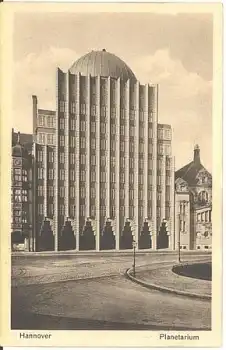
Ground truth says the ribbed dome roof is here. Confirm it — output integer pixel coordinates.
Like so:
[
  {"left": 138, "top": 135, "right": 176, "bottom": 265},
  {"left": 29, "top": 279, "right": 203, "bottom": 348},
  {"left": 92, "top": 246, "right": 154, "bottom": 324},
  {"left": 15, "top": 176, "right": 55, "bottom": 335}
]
[
  {"left": 12, "top": 132, "right": 29, "bottom": 158},
  {"left": 70, "top": 49, "right": 136, "bottom": 81},
  {"left": 12, "top": 144, "right": 27, "bottom": 158}
]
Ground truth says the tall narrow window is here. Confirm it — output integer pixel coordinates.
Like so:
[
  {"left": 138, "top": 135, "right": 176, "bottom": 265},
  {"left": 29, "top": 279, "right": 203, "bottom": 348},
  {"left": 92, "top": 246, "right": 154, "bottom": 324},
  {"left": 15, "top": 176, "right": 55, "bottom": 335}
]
[
  {"left": 91, "top": 139, "right": 96, "bottom": 150},
  {"left": 59, "top": 118, "right": 65, "bottom": 129},
  {"left": 71, "top": 102, "right": 76, "bottom": 114},
  {"left": 70, "top": 118, "right": 75, "bottom": 130},
  {"left": 100, "top": 122, "right": 106, "bottom": 134},
  {"left": 49, "top": 151, "right": 54, "bottom": 163},
  {"left": 80, "top": 137, "right": 86, "bottom": 149},
  {"left": 49, "top": 169, "right": 54, "bottom": 180},
  {"left": 59, "top": 135, "right": 65, "bottom": 147},
  {"left": 101, "top": 155, "right": 106, "bottom": 167},
  {"left": 14, "top": 169, "right": 21, "bottom": 181},
  {"left": 59, "top": 204, "right": 65, "bottom": 215},
  {"left": 38, "top": 133, "right": 45, "bottom": 144},
  {"left": 70, "top": 170, "right": 75, "bottom": 181},
  {"left": 70, "top": 136, "right": 75, "bottom": 148},
  {"left": 80, "top": 170, "right": 86, "bottom": 182},
  {"left": 22, "top": 169, "right": 27, "bottom": 182},
  {"left": 91, "top": 155, "right": 96, "bottom": 166},
  {"left": 70, "top": 153, "right": 75, "bottom": 165},
  {"left": 39, "top": 115, "right": 45, "bottom": 126},
  {"left": 37, "top": 150, "right": 43, "bottom": 162},
  {"left": 80, "top": 154, "right": 86, "bottom": 165},
  {"left": 47, "top": 116, "right": 54, "bottom": 127},
  {"left": 80, "top": 120, "right": 86, "bottom": 132},
  {"left": 38, "top": 168, "right": 44, "bottom": 179},
  {"left": 59, "top": 187, "right": 65, "bottom": 198},
  {"left": 22, "top": 189, "right": 28, "bottom": 202},
  {"left": 47, "top": 134, "right": 54, "bottom": 145},
  {"left": 59, "top": 153, "right": 64, "bottom": 163},
  {"left": 91, "top": 121, "right": 96, "bottom": 132},
  {"left": 48, "top": 186, "right": 54, "bottom": 197},
  {"left": 60, "top": 169, "right": 65, "bottom": 181}
]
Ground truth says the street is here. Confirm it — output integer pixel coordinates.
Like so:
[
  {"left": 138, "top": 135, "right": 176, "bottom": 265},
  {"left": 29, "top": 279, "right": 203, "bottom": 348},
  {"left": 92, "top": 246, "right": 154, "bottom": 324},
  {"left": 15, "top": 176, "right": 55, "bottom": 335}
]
[{"left": 11, "top": 251, "right": 211, "bottom": 330}]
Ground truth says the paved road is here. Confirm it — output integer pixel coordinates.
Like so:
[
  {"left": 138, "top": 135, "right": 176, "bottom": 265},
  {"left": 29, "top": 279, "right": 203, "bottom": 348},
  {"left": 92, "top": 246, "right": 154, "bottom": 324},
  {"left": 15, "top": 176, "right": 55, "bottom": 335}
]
[{"left": 11, "top": 251, "right": 211, "bottom": 330}]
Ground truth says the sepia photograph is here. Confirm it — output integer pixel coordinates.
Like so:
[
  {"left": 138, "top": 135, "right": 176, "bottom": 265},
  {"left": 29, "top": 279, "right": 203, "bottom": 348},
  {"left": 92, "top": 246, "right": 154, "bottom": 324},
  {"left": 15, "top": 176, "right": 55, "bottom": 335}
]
[{"left": 0, "top": 2, "right": 222, "bottom": 348}]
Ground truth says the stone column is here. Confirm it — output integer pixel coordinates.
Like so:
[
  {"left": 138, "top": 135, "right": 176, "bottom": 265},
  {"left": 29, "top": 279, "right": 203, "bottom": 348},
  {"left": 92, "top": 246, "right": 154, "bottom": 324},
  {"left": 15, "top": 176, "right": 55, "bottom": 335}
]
[
  {"left": 95, "top": 75, "right": 101, "bottom": 251},
  {"left": 115, "top": 78, "right": 121, "bottom": 250},
  {"left": 75, "top": 73, "right": 81, "bottom": 250},
  {"left": 134, "top": 81, "right": 140, "bottom": 243},
  {"left": 151, "top": 85, "right": 158, "bottom": 249}
]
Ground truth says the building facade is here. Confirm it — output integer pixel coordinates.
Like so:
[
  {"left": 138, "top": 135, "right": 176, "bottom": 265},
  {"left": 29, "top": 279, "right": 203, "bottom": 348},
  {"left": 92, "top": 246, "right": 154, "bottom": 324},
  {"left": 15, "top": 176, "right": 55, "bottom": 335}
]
[
  {"left": 175, "top": 145, "right": 212, "bottom": 251},
  {"left": 11, "top": 50, "right": 177, "bottom": 251},
  {"left": 28, "top": 49, "right": 174, "bottom": 251},
  {"left": 11, "top": 132, "right": 33, "bottom": 251}
]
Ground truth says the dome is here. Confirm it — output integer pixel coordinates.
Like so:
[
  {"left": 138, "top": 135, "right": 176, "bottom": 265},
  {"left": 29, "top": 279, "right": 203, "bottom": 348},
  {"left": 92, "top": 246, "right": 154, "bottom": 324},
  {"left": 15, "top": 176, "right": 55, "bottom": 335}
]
[
  {"left": 70, "top": 49, "right": 136, "bottom": 81},
  {"left": 12, "top": 144, "right": 27, "bottom": 158},
  {"left": 12, "top": 132, "right": 28, "bottom": 158}
]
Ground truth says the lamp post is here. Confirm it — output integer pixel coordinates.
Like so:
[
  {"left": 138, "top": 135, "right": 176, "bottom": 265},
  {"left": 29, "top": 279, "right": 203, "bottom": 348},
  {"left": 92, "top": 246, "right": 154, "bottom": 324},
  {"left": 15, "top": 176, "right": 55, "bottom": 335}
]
[
  {"left": 178, "top": 217, "right": 181, "bottom": 263},
  {"left": 178, "top": 200, "right": 186, "bottom": 263},
  {"left": 132, "top": 239, "right": 137, "bottom": 277}
]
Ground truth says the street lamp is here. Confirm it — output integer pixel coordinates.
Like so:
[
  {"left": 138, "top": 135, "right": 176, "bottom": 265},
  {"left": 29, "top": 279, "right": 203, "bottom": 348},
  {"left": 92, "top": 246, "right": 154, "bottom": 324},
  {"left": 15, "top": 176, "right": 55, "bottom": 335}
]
[
  {"left": 178, "top": 200, "right": 187, "bottom": 263},
  {"left": 178, "top": 214, "right": 181, "bottom": 263},
  {"left": 132, "top": 239, "right": 137, "bottom": 277}
]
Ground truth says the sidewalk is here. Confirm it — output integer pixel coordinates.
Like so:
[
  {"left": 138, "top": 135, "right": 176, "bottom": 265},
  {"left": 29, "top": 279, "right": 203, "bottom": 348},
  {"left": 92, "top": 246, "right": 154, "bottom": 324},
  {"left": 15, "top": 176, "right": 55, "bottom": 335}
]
[{"left": 126, "top": 260, "right": 211, "bottom": 300}]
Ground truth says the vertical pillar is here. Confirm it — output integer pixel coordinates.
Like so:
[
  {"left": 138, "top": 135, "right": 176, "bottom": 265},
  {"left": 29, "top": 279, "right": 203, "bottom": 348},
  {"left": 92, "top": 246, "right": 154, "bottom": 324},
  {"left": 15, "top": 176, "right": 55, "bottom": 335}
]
[
  {"left": 32, "top": 142, "right": 37, "bottom": 251},
  {"left": 54, "top": 69, "right": 61, "bottom": 251},
  {"left": 106, "top": 77, "right": 111, "bottom": 218},
  {"left": 134, "top": 81, "right": 140, "bottom": 243},
  {"left": 96, "top": 76, "right": 101, "bottom": 251},
  {"left": 75, "top": 73, "right": 81, "bottom": 250},
  {"left": 144, "top": 84, "right": 149, "bottom": 219},
  {"left": 43, "top": 145, "right": 48, "bottom": 218},
  {"left": 86, "top": 75, "right": 91, "bottom": 218},
  {"left": 125, "top": 79, "right": 130, "bottom": 219},
  {"left": 115, "top": 78, "right": 121, "bottom": 250},
  {"left": 65, "top": 71, "right": 70, "bottom": 219},
  {"left": 151, "top": 84, "right": 158, "bottom": 249}
]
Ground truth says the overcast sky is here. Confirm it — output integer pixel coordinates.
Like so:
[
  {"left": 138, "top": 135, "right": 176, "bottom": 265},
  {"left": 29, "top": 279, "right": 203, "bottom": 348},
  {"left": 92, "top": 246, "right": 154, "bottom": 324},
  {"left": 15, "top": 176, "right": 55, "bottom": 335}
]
[{"left": 12, "top": 12, "right": 213, "bottom": 172}]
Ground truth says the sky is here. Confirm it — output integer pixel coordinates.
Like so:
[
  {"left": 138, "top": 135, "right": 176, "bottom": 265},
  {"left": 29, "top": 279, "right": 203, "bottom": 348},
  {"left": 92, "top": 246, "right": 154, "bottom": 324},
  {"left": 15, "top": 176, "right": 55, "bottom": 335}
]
[{"left": 12, "top": 12, "right": 213, "bottom": 172}]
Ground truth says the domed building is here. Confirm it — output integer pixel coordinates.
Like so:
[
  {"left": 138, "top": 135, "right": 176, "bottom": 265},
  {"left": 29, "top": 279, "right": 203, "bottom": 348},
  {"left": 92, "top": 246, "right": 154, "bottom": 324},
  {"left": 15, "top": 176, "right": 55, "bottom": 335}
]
[
  {"left": 29, "top": 49, "right": 175, "bottom": 251},
  {"left": 69, "top": 49, "right": 137, "bottom": 81}
]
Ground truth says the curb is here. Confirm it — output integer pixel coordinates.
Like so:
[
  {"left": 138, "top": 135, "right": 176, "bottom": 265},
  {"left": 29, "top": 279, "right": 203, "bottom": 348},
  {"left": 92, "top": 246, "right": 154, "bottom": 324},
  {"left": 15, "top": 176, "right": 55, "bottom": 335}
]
[
  {"left": 12, "top": 250, "right": 212, "bottom": 257},
  {"left": 125, "top": 267, "right": 211, "bottom": 301}
]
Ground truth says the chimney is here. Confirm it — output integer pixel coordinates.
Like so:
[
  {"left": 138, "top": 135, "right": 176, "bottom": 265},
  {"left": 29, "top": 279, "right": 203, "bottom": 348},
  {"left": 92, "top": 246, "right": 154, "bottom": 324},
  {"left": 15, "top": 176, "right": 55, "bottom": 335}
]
[
  {"left": 32, "top": 95, "right": 38, "bottom": 142},
  {"left": 194, "top": 144, "right": 200, "bottom": 164}
]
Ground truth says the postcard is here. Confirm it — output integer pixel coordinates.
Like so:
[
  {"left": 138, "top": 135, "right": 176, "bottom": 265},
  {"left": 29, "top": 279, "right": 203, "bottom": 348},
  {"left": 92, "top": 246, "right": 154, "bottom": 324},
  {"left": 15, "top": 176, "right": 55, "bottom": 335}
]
[{"left": 0, "top": 2, "right": 223, "bottom": 347}]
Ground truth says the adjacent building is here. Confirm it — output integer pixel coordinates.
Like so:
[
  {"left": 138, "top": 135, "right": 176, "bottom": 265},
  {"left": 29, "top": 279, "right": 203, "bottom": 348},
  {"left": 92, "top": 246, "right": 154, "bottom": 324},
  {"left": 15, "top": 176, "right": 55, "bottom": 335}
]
[{"left": 175, "top": 145, "right": 212, "bottom": 250}]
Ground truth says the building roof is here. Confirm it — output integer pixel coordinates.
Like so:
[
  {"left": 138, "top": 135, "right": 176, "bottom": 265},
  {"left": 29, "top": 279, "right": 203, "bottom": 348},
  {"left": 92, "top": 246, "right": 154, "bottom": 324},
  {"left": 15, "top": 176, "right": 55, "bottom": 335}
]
[
  {"left": 38, "top": 109, "right": 56, "bottom": 116},
  {"left": 175, "top": 145, "right": 211, "bottom": 186},
  {"left": 12, "top": 130, "right": 33, "bottom": 154},
  {"left": 70, "top": 49, "right": 136, "bottom": 81}
]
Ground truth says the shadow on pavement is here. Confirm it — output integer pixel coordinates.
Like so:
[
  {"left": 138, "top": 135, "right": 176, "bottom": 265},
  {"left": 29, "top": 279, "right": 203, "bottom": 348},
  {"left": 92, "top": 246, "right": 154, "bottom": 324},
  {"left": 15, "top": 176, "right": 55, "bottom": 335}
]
[{"left": 11, "top": 311, "right": 211, "bottom": 331}]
